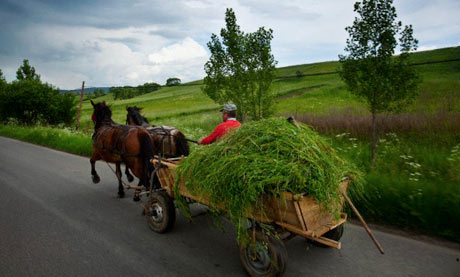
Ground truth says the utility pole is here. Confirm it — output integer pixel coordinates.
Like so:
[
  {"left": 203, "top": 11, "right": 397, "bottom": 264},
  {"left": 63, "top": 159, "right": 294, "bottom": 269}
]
[{"left": 75, "top": 81, "right": 85, "bottom": 131}]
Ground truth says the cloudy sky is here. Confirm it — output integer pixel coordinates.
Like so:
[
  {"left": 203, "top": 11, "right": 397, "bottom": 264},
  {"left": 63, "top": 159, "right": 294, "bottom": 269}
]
[{"left": 0, "top": 0, "right": 458, "bottom": 89}]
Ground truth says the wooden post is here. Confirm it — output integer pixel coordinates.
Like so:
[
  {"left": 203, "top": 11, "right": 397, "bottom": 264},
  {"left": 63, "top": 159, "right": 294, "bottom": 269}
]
[
  {"left": 75, "top": 81, "right": 85, "bottom": 131},
  {"left": 340, "top": 187, "right": 385, "bottom": 254}
]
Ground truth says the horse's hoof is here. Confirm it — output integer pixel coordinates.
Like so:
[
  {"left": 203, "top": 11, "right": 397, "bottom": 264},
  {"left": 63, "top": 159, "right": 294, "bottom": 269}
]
[
  {"left": 92, "top": 175, "right": 100, "bottom": 184},
  {"left": 133, "top": 196, "right": 141, "bottom": 202},
  {"left": 127, "top": 175, "right": 134, "bottom": 183},
  {"left": 118, "top": 191, "right": 125, "bottom": 198}
]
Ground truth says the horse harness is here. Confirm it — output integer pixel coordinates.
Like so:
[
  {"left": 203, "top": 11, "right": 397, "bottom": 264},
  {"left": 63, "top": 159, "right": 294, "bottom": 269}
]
[
  {"left": 92, "top": 124, "right": 142, "bottom": 158},
  {"left": 147, "top": 125, "right": 176, "bottom": 157}
]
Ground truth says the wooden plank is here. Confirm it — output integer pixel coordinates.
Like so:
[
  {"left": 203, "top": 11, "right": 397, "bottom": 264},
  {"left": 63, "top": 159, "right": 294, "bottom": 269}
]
[
  {"left": 340, "top": 186, "right": 385, "bottom": 254},
  {"left": 311, "top": 236, "right": 341, "bottom": 249},
  {"left": 151, "top": 158, "right": 177, "bottom": 169},
  {"left": 275, "top": 221, "right": 341, "bottom": 249},
  {"left": 293, "top": 200, "right": 308, "bottom": 231}
]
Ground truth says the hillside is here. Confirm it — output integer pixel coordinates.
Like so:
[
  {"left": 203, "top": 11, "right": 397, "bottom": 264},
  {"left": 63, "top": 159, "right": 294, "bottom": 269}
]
[
  {"left": 61, "top": 87, "right": 111, "bottom": 94},
  {"left": 77, "top": 46, "right": 460, "bottom": 137}
]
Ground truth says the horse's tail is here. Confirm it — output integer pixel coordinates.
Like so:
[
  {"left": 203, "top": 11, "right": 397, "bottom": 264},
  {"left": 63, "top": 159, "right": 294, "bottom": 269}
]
[
  {"left": 140, "top": 130, "right": 155, "bottom": 188},
  {"left": 174, "top": 131, "right": 190, "bottom": 156}
]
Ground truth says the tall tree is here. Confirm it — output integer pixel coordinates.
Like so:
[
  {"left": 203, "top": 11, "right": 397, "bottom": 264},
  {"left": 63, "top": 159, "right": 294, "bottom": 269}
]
[
  {"left": 16, "top": 59, "right": 40, "bottom": 81},
  {"left": 203, "top": 8, "right": 277, "bottom": 121},
  {"left": 339, "top": 0, "right": 419, "bottom": 167},
  {"left": 0, "top": 69, "right": 5, "bottom": 83}
]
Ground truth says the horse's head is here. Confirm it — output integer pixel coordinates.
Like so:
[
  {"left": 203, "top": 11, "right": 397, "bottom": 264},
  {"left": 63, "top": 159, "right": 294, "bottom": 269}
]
[
  {"left": 126, "top": 106, "right": 149, "bottom": 126},
  {"left": 91, "top": 100, "right": 112, "bottom": 125}
]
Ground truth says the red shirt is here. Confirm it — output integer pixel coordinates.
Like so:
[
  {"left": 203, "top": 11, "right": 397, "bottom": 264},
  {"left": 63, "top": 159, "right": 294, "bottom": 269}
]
[{"left": 200, "top": 119, "right": 241, "bottom": 144}]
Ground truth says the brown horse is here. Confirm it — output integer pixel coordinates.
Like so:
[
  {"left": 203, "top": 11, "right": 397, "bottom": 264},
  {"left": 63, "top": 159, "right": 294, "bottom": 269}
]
[
  {"left": 125, "top": 106, "right": 189, "bottom": 157},
  {"left": 90, "top": 101, "right": 155, "bottom": 200}
]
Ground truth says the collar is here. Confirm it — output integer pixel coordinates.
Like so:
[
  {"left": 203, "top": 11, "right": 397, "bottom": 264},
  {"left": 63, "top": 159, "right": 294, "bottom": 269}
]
[{"left": 227, "top": 117, "right": 237, "bottom": 121}]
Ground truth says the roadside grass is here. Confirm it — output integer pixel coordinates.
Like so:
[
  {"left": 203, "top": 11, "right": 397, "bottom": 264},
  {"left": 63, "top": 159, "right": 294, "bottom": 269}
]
[
  {"left": 0, "top": 124, "right": 92, "bottom": 157},
  {"left": 329, "top": 133, "right": 460, "bottom": 240}
]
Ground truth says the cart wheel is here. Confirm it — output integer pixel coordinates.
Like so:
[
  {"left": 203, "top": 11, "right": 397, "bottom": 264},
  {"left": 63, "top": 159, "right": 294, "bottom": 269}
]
[
  {"left": 311, "top": 224, "right": 344, "bottom": 247},
  {"left": 239, "top": 231, "right": 287, "bottom": 277},
  {"left": 145, "top": 191, "right": 176, "bottom": 233}
]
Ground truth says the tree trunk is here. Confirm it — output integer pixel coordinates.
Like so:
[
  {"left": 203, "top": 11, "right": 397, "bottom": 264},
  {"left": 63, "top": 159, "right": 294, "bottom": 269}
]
[{"left": 370, "top": 111, "right": 377, "bottom": 168}]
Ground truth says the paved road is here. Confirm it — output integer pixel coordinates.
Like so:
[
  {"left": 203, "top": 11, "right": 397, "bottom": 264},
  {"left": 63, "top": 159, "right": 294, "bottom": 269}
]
[{"left": 0, "top": 136, "right": 459, "bottom": 276}]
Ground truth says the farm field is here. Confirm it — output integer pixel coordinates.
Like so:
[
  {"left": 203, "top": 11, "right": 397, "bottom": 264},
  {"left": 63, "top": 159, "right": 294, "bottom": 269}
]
[{"left": 1, "top": 46, "right": 459, "bottom": 242}]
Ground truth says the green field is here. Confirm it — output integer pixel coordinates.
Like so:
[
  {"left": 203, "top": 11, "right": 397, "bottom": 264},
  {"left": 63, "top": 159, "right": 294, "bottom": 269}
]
[{"left": 1, "top": 46, "right": 459, "bottom": 242}]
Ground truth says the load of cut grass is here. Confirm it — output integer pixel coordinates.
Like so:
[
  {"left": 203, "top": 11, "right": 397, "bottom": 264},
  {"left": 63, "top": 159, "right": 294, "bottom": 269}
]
[{"left": 175, "top": 117, "right": 362, "bottom": 241}]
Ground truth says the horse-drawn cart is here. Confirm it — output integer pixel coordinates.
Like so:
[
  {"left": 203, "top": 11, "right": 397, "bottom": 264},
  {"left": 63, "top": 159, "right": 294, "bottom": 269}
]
[{"left": 141, "top": 156, "right": 357, "bottom": 276}]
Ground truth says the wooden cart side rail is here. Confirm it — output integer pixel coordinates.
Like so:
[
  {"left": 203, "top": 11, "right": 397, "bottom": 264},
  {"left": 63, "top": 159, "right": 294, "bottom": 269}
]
[{"left": 275, "top": 221, "right": 342, "bottom": 249}]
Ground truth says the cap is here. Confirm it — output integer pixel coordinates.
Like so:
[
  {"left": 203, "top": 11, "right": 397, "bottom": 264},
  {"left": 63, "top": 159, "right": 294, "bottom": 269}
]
[{"left": 220, "top": 103, "right": 237, "bottom": 112}]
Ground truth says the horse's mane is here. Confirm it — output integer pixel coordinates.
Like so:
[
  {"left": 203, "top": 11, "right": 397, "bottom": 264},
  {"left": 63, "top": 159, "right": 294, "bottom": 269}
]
[
  {"left": 128, "top": 106, "right": 149, "bottom": 125},
  {"left": 95, "top": 102, "right": 112, "bottom": 122}
]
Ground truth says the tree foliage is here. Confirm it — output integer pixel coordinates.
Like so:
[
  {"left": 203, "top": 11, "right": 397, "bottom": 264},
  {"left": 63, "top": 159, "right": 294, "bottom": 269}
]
[
  {"left": 16, "top": 59, "right": 40, "bottom": 81},
  {"left": 110, "top": 82, "right": 160, "bottom": 100},
  {"left": 0, "top": 79, "right": 76, "bottom": 124},
  {"left": 339, "top": 0, "right": 419, "bottom": 166},
  {"left": 203, "top": 8, "right": 277, "bottom": 121},
  {"left": 166, "top": 77, "right": 181, "bottom": 86},
  {"left": 0, "top": 63, "right": 76, "bottom": 125},
  {"left": 0, "top": 69, "right": 5, "bottom": 83}
]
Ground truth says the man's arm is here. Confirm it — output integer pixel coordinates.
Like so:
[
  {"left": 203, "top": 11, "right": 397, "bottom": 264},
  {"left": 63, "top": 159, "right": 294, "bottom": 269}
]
[{"left": 199, "top": 124, "right": 224, "bottom": 145}]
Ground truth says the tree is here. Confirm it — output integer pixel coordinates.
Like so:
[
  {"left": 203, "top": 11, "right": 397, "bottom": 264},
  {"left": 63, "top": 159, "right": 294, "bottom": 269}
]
[
  {"left": 203, "top": 8, "right": 277, "bottom": 121},
  {"left": 137, "top": 82, "right": 161, "bottom": 94},
  {"left": 0, "top": 62, "right": 76, "bottom": 124},
  {"left": 16, "top": 59, "right": 40, "bottom": 81},
  {"left": 166, "top": 78, "right": 181, "bottom": 86},
  {"left": 0, "top": 69, "right": 5, "bottom": 84},
  {"left": 1, "top": 79, "right": 76, "bottom": 124},
  {"left": 93, "top": 88, "right": 105, "bottom": 98},
  {"left": 339, "top": 0, "right": 419, "bottom": 167}
]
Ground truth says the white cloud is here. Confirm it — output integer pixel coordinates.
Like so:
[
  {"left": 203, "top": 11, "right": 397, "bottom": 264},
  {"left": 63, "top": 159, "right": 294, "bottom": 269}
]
[
  {"left": 148, "top": 37, "right": 208, "bottom": 64},
  {"left": 6, "top": 25, "right": 208, "bottom": 89},
  {"left": 1, "top": 0, "right": 458, "bottom": 89}
]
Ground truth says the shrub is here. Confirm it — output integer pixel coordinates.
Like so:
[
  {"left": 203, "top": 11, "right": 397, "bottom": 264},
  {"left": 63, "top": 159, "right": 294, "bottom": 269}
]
[{"left": 0, "top": 79, "right": 76, "bottom": 125}]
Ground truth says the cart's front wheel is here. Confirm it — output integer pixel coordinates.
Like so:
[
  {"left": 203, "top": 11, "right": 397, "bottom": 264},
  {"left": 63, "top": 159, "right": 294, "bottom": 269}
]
[
  {"left": 239, "top": 231, "right": 287, "bottom": 277},
  {"left": 145, "top": 191, "right": 176, "bottom": 233}
]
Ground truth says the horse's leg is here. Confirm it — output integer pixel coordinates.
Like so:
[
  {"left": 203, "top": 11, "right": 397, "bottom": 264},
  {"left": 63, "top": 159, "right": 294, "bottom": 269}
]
[
  {"left": 125, "top": 165, "right": 134, "bottom": 182},
  {"left": 90, "top": 153, "right": 101, "bottom": 184},
  {"left": 116, "top": 162, "right": 125, "bottom": 198}
]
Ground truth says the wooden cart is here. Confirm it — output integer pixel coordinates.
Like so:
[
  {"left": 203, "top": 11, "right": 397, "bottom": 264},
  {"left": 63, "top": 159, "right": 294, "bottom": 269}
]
[{"left": 140, "top": 156, "right": 353, "bottom": 276}]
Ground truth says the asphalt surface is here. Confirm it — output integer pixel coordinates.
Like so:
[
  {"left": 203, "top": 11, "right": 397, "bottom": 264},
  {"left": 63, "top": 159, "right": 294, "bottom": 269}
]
[{"left": 0, "top": 136, "right": 459, "bottom": 277}]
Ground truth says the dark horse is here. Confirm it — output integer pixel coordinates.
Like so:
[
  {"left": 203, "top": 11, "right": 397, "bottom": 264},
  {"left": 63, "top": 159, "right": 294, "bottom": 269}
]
[
  {"left": 125, "top": 106, "right": 189, "bottom": 157},
  {"left": 90, "top": 101, "right": 155, "bottom": 200}
]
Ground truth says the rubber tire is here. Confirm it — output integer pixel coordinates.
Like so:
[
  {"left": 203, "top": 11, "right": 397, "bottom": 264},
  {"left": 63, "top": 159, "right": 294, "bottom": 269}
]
[
  {"left": 239, "top": 231, "right": 288, "bottom": 277},
  {"left": 311, "top": 224, "right": 344, "bottom": 248},
  {"left": 146, "top": 191, "right": 176, "bottom": 233}
]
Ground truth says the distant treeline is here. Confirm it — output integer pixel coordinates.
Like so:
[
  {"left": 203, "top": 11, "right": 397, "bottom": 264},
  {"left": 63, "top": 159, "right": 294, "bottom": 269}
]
[{"left": 110, "top": 82, "right": 161, "bottom": 100}]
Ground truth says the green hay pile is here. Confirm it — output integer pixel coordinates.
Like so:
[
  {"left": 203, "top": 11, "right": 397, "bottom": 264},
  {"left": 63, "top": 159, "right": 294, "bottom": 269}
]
[{"left": 175, "top": 117, "right": 361, "bottom": 241}]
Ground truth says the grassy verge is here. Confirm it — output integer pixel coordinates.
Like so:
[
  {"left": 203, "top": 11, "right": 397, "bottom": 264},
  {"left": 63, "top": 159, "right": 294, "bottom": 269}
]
[
  {"left": 0, "top": 124, "right": 92, "bottom": 157},
  {"left": 329, "top": 132, "right": 460, "bottom": 241}
]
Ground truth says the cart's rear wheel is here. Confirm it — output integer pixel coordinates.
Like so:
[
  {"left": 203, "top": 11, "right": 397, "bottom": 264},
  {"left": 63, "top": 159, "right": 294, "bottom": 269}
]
[
  {"left": 239, "top": 231, "right": 287, "bottom": 277},
  {"left": 145, "top": 191, "right": 176, "bottom": 233},
  {"left": 311, "top": 224, "right": 344, "bottom": 247}
]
